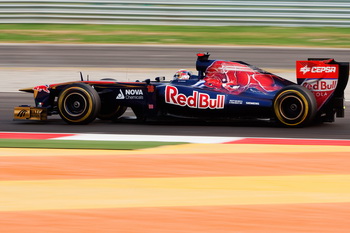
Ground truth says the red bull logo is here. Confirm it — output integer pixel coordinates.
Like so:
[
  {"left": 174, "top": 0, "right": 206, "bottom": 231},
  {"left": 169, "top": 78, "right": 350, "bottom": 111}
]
[
  {"left": 302, "top": 80, "right": 337, "bottom": 91},
  {"left": 165, "top": 86, "right": 225, "bottom": 109},
  {"left": 302, "top": 79, "right": 338, "bottom": 109},
  {"left": 33, "top": 85, "right": 50, "bottom": 93}
]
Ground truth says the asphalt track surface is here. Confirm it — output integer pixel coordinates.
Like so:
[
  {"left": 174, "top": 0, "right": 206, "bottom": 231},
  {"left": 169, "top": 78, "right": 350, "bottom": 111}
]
[
  {"left": 3, "top": 90, "right": 350, "bottom": 139},
  {"left": 1, "top": 44, "right": 350, "bottom": 139},
  {"left": 1, "top": 44, "right": 350, "bottom": 69}
]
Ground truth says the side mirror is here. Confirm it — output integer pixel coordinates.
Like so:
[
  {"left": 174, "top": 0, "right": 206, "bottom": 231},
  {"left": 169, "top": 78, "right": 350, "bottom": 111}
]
[{"left": 155, "top": 76, "right": 165, "bottom": 82}]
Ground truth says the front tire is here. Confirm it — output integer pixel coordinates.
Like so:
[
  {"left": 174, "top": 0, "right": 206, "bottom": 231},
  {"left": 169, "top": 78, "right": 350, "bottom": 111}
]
[
  {"left": 273, "top": 85, "right": 317, "bottom": 127},
  {"left": 58, "top": 83, "right": 101, "bottom": 124}
]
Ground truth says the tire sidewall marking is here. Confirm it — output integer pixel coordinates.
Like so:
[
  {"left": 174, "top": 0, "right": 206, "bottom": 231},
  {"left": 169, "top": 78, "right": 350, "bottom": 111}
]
[
  {"left": 58, "top": 87, "right": 94, "bottom": 123},
  {"left": 274, "top": 89, "right": 309, "bottom": 126}
]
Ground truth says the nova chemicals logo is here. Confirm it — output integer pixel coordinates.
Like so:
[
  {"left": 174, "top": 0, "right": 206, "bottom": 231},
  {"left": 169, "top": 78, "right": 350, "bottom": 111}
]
[
  {"left": 116, "top": 89, "right": 144, "bottom": 100},
  {"left": 125, "top": 89, "right": 143, "bottom": 96},
  {"left": 116, "top": 90, "right": 125, "bottom": 99}
]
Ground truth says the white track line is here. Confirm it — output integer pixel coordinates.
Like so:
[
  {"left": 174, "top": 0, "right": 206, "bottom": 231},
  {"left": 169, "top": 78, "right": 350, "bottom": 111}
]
[{"left": 51, "top": 134, "right": 244, "bottom": 144}]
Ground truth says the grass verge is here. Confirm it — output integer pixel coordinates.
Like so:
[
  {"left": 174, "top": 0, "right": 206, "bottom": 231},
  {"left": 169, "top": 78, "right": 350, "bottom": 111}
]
[
  {"left": 1, "top": 24, "right": 350, "bottom": 47},
  {"left": 0, "top": 139, "right": 186, "bottom": 150}
]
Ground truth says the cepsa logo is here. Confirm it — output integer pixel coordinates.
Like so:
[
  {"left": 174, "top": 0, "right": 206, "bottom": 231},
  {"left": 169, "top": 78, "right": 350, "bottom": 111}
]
[
  {"left": 165, "top": 86, "right": 225, "bottom": 109},
  {"left": 297, "top": 61, "right": 338, "bottom": 79},
  {"left": 299, "top": 65, "right": 337, "bottom": 75}
]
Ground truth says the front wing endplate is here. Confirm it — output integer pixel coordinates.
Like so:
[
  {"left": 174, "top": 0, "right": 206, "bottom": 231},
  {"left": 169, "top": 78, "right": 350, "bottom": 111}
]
[{"left": 14, "top": 106, "right": 47, "bottom": 121}]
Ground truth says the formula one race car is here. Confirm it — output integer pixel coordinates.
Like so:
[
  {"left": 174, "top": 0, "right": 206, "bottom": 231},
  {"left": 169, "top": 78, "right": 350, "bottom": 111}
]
[{"left": 14, "top": 53, "right": 349, "bottom": 127}]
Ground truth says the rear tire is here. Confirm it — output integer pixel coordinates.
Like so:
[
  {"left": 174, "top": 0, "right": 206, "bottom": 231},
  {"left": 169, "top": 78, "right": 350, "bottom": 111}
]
[
  {"left": 273, "top": 85, "right": 317, "bottom": 127},
  {"left": 98, "top": 104, "right": 127, "bottom": 121},
  {"left": 58, "top": 83, "right": 101, "bottom": 124}
]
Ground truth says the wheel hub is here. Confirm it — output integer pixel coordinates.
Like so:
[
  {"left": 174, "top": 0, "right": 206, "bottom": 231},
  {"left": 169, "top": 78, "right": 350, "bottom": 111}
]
[
  {"left": 279, "top": 95, "right": 304, "bottom": 121},
  {"left": 64, "top": 93, "right": 87, "bottom": 117},
  {"left": 73, "top": 101, "right": 81, "bottom": 109},
  {"left": 290, "top": 103, "right": 298, "bottom": 111}
]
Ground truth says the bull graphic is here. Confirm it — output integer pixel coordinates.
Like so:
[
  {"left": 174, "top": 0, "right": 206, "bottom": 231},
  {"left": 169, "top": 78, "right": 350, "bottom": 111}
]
[
  {"left": 33, "top": 85, "right": 50, "bottom": 93},
  {"left": 203, "top": 61, "right": 281, "bottom": 95}
]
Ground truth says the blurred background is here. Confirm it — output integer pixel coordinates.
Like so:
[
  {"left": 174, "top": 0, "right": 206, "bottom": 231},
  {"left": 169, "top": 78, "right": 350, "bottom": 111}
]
[
  {"left": 2, "top": 2, "right": 350, "bottom": 233},
  {"left": 1, "top": 0, "right": 350, "bottom": 91},
  {"left": 1, "top": 0, "right": 350, "bottom": 45},
  {"left": 1, "top": 0, "right": 350, "bottom": 27}
]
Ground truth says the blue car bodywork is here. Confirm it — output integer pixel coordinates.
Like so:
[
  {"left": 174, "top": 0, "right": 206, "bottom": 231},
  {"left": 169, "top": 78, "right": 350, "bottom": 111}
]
[{"left": 14, "top": 53, "right": 349, "bottom": 127}]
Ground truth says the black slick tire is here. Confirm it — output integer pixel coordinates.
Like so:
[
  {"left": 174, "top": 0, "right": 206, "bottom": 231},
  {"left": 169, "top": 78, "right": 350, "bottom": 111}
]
[
  {"left": 98, "top": 105, "right": 127, "bottom": 121},
  {"left": 273, "top": 85, "right": 317, "bottom": 127},
  {"left": 58, "top": 83, "right": 101, "bottom": 124}
]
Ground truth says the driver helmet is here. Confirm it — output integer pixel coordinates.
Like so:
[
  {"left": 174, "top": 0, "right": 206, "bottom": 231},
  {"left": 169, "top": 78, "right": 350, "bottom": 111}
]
[{"left": 173, "top": 69, "right": 192, "bottom": 80}]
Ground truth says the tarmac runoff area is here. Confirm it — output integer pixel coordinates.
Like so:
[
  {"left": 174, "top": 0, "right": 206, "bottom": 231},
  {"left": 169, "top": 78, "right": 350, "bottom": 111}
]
[
  {"left": 1, "top": 67, "right": 178, "bottom": 92},
  {"left": 2, "top": 67, "right": 350, "bottom": 100},
  {"left": 1, "top": 133, "right": 350, "bottom": 232}
]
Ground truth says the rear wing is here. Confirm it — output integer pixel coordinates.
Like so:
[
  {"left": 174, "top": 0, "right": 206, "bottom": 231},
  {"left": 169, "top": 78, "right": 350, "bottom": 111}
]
[{"left": 296, "top": 58, "right": 349, "bottom": 119}]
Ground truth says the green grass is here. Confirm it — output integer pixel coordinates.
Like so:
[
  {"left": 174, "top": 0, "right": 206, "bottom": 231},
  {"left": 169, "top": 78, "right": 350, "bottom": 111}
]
[
  {"left": 1, "top": 24, "right": 350, "bottom": 47},
  {"left": 0, "top": 139, "right": 186, "bottom": 150}
]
